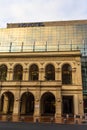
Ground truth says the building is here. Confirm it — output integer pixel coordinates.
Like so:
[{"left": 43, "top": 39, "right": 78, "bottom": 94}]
[{"left": 0, "top": 20, "right": 87, "bottom": 122}]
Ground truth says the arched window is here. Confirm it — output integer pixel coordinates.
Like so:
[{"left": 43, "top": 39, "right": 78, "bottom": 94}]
[
  {"left": 62, "top": 64, "right": 72, "bottom": 84},
  {"left": 45, "top": 64, "right": 55, "bottom": 80},
  {"left": 29, "top": 64, "right": 39, "bottom": 81},
  {"left": 13, "top": 64, "right": 23, "bottom": 81},
  {"left": 0, "top": 64, "right": 7, "bottom": 81}
]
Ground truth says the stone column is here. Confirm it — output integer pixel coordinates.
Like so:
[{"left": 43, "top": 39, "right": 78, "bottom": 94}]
[
  {"left": 13, "top": 99, "right": 20, "bottom": 114},
  {"left": 13, "top": 90, "right": 21, "bottom": 121},
  {"left": 23, "top": 68, "right": 28, "bottom": 81},
  {"left": 78, "top": 93, "right": 84, "bottom": 115},
  {"left": 3, "top": 95, "right": 8, "bottom": 114},
  {"left": 34, "top": 88, "right": 41, "bottom": 122},
  {"left": 55, "top": 68, "right": 61, "bottom": 81},
  {"left": 72, "top": 68, "right": 76, "bottom": 84},
  {"left": 39, "top": 68, "right": 44, "bottom": 80},
  {"left": 13, "top": 99, "right": 20, "bottom": 121},
  {"left": 7, "top": 68, "right": 13, "bottom": 80},
  {"left": 74, "top": 94, "right": 78, "bottom": 115},
  {"left": 1, "top": 94, "right": 8, "bottom": 121},
  {"left": 77, "top": 62, "right": 82, "bottom": 85},
  {"left": 55, "top": 88, "right": 62, "bottom": 123}
]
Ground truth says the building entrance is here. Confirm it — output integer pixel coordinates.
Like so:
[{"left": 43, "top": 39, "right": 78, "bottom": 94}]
[{"left": 62, "top": 96, "right": 74, "bottom": 116}]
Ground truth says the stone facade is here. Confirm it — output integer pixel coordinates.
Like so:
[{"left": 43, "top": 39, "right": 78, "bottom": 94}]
[{"left": 0, "top": 51, "right": 83, "bottom": 122}]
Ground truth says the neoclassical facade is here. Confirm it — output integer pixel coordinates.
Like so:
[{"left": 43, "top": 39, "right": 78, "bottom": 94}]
[{"left": 0, "top": 50, "right": 83, "bottom": 122}]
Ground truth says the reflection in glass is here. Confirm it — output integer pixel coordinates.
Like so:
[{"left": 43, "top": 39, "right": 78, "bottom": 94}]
[
  {"left": 45, "top": 64, "right": 55, "bottom": 80},
  {"left": 0, "top": 64, "right": 7, "bottom": 81},
  {"left": 62, "top": 64, "right": 72, "bottom": 84},
  {"left": 29, "top": 64, "right": 39, "bottom": 81},
  {"left": 13, "top": 64, "right": 23, "bottom": 81}
]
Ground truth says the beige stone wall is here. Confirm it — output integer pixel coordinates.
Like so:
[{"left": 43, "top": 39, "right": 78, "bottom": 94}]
[{"left": 0, "top": 51, "right": 84, "bottom": 121}]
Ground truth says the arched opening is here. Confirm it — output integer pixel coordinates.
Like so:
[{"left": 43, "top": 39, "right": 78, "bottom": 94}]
[
  {"left": 62, "top": 64, "right": 72, "bottom": 84},
  {"left": 13, "top": 64, "right": 23, "bottom": 81},
  {"left": 20, "top": 92, "right": 34, "bottom": 115},
  {"left": 29, "top": 64, "right": 39, "bottom": 81},
  {"left": 0, "top": 92, "right": 14, "bottom": 114},
  {"left": 45, "top": 64, "right": 55, "bottom": 80},
  {"left": 41, "top": 92, "right": 55, "bottom": 116},
  {"left": 0, "top": 64, "right": 7, "bottom": 81}
]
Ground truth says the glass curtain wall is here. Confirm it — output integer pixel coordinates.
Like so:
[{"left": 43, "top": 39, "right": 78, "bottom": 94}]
[{"left": 0, "top": 21, "right": 87, "bottom": 112}]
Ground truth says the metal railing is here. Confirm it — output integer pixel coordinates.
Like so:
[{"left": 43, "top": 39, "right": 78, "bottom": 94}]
[{"left": 0, "top": 42, "right": 87, "bottom": 56}]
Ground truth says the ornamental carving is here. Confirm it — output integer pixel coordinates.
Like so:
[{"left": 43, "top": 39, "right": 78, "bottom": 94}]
[
  {"left": 24, "top": 63, "right": 28, "bottom": 66},
  {"left": 8, "top": 68, "right": 13, "bottom": 72},
  {"left": 56, "top": 68, "right": 61, "bottom": 72},
  {"left": 72, "top": 68, "right": 76, "bottom": 72},
  {"left": 40, "top": 62, "right": 44, "bottom": 65},
  {"left": 9, "top": 63, "right": 13, "bottom": 66},
  {"left": 77, "top": 62, "right": 80, "bottom": 65},
  {"left": 56, "top": 62, "right": 61, "bottom": 65},
  {"left": 39, "top": 68, "right": 44, "bottom": 72},
  {"left": 23, "top": 68, "right": 28, "bottom": 72}
]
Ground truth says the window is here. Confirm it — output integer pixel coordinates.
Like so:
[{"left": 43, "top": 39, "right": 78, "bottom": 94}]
[
  {"left": 29, "top": 64, "right": 39, "bottom": 81},
  {"left": 13, "top": 64, "right": 23, "bottom": 81},
  {"left": 45, "top": 64, "right": 55, "bottom": 80},
  {"left": 0, "top": 64, "right": 7, "bottom": 81},
  {"left": 62, "top": 64, "right": 72, "bottom": 84}
]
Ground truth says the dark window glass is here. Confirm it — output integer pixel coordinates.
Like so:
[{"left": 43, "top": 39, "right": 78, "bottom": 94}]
[
  {"left": 0, "top": 64, "right": 7, "bottom": 81},
  {"left": 13, "top": 64, "right": 23, "bottom": 81},
  {"left": 29, "top": 64, "right": 39, "bottom": 81},
  {"left": 45, "top": 64, "right": 55, "bottom": 80},
  {"left": 62, "top": 64, "right": 72, "bottom": 84}
]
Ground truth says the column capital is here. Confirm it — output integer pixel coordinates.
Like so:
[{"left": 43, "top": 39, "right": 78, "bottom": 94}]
[
  {"left": 56, "top": 98, "right": 61, "bottom": 102},
  {"left": 23, "top": 68, "right": 28, "bottom": 72},
  {"left": 55, "top": 68, "right": 61, "bottom": 72},
  {"left": 8, "top": 68, "right": 13, "bottom": 72},
  {"left": 39, "top": 68, "right": 44, "bottom": 72},
  {"left": 72, "top": 67, "right": 76, "bottom": 72}
]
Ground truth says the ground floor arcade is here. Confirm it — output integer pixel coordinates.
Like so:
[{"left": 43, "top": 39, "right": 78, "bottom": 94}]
[{"left": 0, "top": 88, "right": 83, "bottom": 122}]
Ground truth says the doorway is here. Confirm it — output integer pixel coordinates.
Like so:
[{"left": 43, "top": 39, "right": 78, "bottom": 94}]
[{"left": 62, "top": 96, "right": 74, "bottom": 116}]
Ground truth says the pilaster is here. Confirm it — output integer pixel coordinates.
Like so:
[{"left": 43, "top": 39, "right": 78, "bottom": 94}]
[
  {"left": 23, "top": 68, "right": 28, "bottom": 80},
  {"left": 55, "top": 88, "right": 62, "bottom": 123}
]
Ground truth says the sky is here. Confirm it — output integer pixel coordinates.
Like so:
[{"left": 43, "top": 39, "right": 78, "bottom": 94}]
[{"left": 0, "top": 0, "right": 87, "bottom": 28}]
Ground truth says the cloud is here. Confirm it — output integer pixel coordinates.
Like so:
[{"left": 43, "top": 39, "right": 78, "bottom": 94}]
[{"left": 0, "top": 0, "right": 87, "bottom": 27}]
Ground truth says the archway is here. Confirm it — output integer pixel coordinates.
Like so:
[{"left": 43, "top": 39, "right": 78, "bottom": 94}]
[
  {"left": 20, "top": 92, "right": 34, "bottom": 115},
  {"left": 0, "top": 92, "right": 14, "bottom": 114},
  {"left": 41, "top": 92, "right": 55, "bottom": 116}
]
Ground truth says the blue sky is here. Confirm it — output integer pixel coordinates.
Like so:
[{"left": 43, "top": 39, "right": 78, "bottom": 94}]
[{"left": 0, "top": 0, "right": 87, "bottom": 27}]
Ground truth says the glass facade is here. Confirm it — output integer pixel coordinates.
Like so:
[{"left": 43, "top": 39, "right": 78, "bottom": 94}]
[
  {"left": 0, "top": 22, "right": 87, "bottom": 54},
  {"left": 0, "top": 20, "right": 87, "bottom": 112}
]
